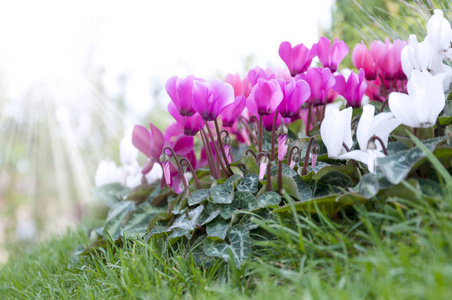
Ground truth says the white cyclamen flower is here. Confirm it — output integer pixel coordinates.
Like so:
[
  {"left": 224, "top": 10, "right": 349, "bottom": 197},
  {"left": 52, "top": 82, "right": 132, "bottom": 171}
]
[
  {"left": 426, "top": 9, "right": 452, "bottom": 51},
  {"left": 389, "top": 69, "right": 446, "bottom": 128},
  {"left": 401, "top": 34, "right": 437, "bottom": 78},
  {"left": 320, "top": 106, "right": 353, "bottom": 158},
  {"left": 339, "top": 105, "right": 401, "bottom": 174}
]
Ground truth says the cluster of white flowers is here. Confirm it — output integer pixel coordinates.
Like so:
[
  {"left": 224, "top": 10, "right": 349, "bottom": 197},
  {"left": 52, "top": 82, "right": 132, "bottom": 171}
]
[
  {"left": 389, "top": 9, "right": 452, "bottom": 128},
  {"left": 94, "top": 131, "right": 162, "bottom": 188},
  {"left": 321, "top": 9, "right": 450, "bottom": 174}
]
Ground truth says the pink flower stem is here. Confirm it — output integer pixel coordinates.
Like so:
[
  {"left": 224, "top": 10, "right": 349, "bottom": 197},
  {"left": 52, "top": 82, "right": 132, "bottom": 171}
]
[
  {"left": 246, "top": 149, "right": 257, "bottom": 158},
  {"left": 320, "top": 103, "right": 327, "bottom": 127},
  {"left": 267, "top": 156, "right": 272, "bottom": 192},
  {"left": 369, "top": 135, "right": 389, "bottom": 156},
  {"left": 278, "top": 160, "right": 282, "bottom": 195},
  {"left": 163, "top": 146, "right": 189, "bottom": 194},
  {"left": 205, "top": 120, "right": 230, "bottom": 178},
  {"left": 200, "top": 128, "right": 218, "bottom": 179},
  {"left": 306, "top": 102, "right": 312, "bottom": 136},
  {"left": 379, "top": 74, "right": 389, "bottom": 113},
  {"left": 301, "top": 137, "right": 318, "bottom": 176},
  {"left": 258, "top": 115, "right": 264, "bottom": 153},
  {"left": 220, "top": 130, "right": 233, "bottom": 161},
  {"left": 214, "top": 119, "right": 233, "bottom": 176},
  {"left": 270, "top": 110, "right": 279, "bottom": 161},
  {"left": 179, "top": 157, "right": 201, "bottom": 190},
  {"left": 393, "top": 79, "right": 399, "bottom": 92}
]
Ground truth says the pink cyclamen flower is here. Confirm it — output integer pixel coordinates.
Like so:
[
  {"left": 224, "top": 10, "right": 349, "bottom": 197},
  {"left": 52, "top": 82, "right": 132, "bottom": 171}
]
[
  {"left": 262, "top": 110, "right": 282, "bottom": 131},
  {"left": 225, "top": 73, "right": 252, "bottom": 98},
  {"left": 166, "top": 75, "right": 203, "bottom": 116},
  {"left": 317, "top": 37, "right": 349, "bottom": 73},
  {"left": 220, "top": 95, "right": 247, "bottom": 127},
  {"left": 352, "top": 41, "right": 377, "bottom": 80},
  {"left": 162, "top": 160, "right": 171, "bottom": 185},
  {"left": 279, "top": 41, "right": 317, "bottom": 76},
  {"left": 258, "top": 156, "right": 269, "bottom": 180},
  {"left": 277, "top": 79, "right": 311, "bottom": 118},
  {"left": 334, "top": 69, "right": 368, "bottom": 108},
  {"left": 247, "top": 67, "right": 276, "bottom": 86},
  {"left": 377, "top": 38, "right": 408, "bottom": 80},
  {"left": 246, "top": 78, "right": 284, "bottom": 116},
  {"left": 132, "top": 122, "right": 164, "bottom": 165},
  {"left": 168, "top": 102, "right": 205, "bottom": 136},
  {"left": 192, "top": 78, "right": 235, "bottom": 121},
  {"left": 278, "top": 134, "right": 287, "bottom": 161},
  {"left": 300, "top": 67, "right": 336, "bottom": 105}
]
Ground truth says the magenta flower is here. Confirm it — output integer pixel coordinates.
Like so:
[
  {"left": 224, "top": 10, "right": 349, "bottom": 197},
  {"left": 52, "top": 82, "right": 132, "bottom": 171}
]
[
  {"left": 132, "top": 122, "right": 164, "bottom": 164},
  {"left": 262, "top": 110, "right": 282, "bottom": 131},
  {"left": 220, "top": 95, "right": 246, "bottom": 127},
  {"left": 168, "top": 102, "right": 205, "bottom": 136},
  {"left": 166, "top": 75, "right": 203, "bottom": 116},
  {"left": 301, "top": 67, "right": 336, "bottom": 105},
  {"left": 334, "top": 69, "right": 368, "bottom": 108},
  {"left": 374, "top": 38, "right": 407, "bottom": 80},
  {"left": 192, "top": 78, "right": 235, "bottom": 121},
  {"left": 317, "top": 37, "right": 349, "bottom": 72},
  {"left": 246, "top": 78, "right": 283, "bottom": 116},
  {"left": 277, "top": 79, "right": 311, "bottom": 118},
  {"left": 248, "top": 67, "right": 276, "bottom": 86},
  {"left": 279, "top": 41, "right": 317, "bottom": 76},
  {"left": 278, "top": 134, "right": 287, "bottom": 161},
  {"left": 352, "top": 41, "right": 377, "bottom": 80},
  {"left": 225, "top": 73, "right": 251, "bottom": 97}
]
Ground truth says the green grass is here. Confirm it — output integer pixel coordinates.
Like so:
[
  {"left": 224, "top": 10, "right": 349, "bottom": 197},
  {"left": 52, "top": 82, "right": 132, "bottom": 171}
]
[{"left": 2, "top": 190, "right": 452, "bottom": 299}]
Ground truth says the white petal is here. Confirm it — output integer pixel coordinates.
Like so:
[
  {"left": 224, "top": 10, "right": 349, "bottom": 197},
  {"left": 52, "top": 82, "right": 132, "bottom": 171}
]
[
  {"left": 427, "top": 9, "right": 452, "bottom": 50},
  {"left": 341, "top": 107, "right": 353, "bottom": 151},
  {"left": 356, "top": 104, "right": 374, "bottom": 150},
  {"left": 388, "top": 92, "right": 420, "bottom": 128}
]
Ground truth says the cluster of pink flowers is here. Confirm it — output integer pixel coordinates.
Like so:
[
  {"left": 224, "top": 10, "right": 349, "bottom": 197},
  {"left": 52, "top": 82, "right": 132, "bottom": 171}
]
[{"left": 126, "top": 13, "right": 449, "bottom": 191}]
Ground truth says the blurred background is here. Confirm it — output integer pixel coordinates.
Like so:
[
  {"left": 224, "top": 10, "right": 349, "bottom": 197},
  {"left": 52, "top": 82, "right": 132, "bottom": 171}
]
[{"left": 0, "top": 0, "right": 426, "bottom": 263}]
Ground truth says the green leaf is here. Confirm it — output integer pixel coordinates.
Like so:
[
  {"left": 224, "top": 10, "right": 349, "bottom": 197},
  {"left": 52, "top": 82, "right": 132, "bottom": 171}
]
[
  {"left": 312, "top": 164, "right": 356, "bottom": 181},
  {"left": 356, "top": 173, "right": 380, "bottom": 199},
  {"left": 377, "top": 136, "right": 447, "bottom": 185},
  {"left": 188, "top": 189, "right": 211, "bottom": 206},
  {"left": 103, "top": 201, "right": 136, "bottom": 239},
  {"left": 292, "top": 175, "right": 313, "bottom": 201},
  {"left": 169, "top": 205, "right": 204, "bottom": 231},
  {"left": 231, "top": 155, "right": 259, "bottom": 175},
  {"left": 270, "top": 164, "right": 297, "bottom": 177},
  {"left": 386, "top": 141, "right": 409, "bottom": 155},
  {"left": 256, "top": 191, "right": 282, "bottom": 208},
  {"left": 273, "top": 193, "right": 367, "bottom": 214},
  {"left": 439, "top": 114, "right": 452, "bottom": 126},
  {"left": 197, "top": 210, "right": 221, "bottom": 226},
  {"left": 238, "top": 209, "right": 274, "bottom": 230},
  {"left": 204, "top": 225, "right": 251, "bottom": 268},
  {"left": 94, "top": 183, "right": 130, "bottom": 207},
  {"left": 417, "top": 178, "right": 444, "bottom": 199},
  {"left": 122, "top": 202, "right": 166, "bottom": 237},
  {"left": 270, "top": 175, "right": 300, "bottom": 200},
  {"left": 210, "top": 185, "right": 234, "bottom": 204},
  {"left": 236, "top": 174, "right": 259, "bottom": 193},
  {"left": 315, "top": 171, "right": 353, "bottom": 197},
  {"left": 223, "top": 174, "right": 243, "bottom": 192},
  {"left": 220, "top": 191, "right": 259, "bottom": 219},
  {"left": 206, "top": 218, "right": 231, "bottom": 240}
]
